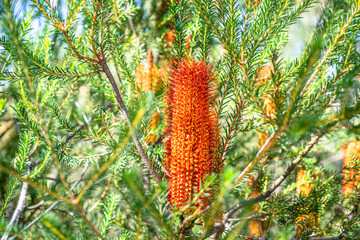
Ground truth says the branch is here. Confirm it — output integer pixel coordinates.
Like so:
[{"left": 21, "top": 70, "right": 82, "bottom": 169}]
[
  {"left": 105, "top": 35, "right": 124, "bottom": 60},
  {"left": 234, "top": 34, "right": 320, "bottom": 186},
  {"left": 59, "top": 27, "right": 98, "bottom": 63},
  {"left": 210, "top": 135, "right": 321, "bottom": 239},
  {"left": 2, "top": 144, "right": 40, "bottom": 239},
  {"left": 8, "top": 165, "right": 89, "bottom": 240},
  {"left": 124, "top": 2, "right": 139, "bottom": 39},
  {"left": 99, "top": 59, "right": 161, "bottom": 184},
  {"left": 88, "top": 176, "right": 112, "bottom": 212},
  {"left": 178, "top": 202, "right": 216, "bottom": 230},
  {"left": 235, "top": 130, "right": 280, "bottom": 183}
]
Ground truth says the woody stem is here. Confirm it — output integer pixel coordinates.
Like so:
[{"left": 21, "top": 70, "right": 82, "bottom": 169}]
[{"left": 99, "top": 59, "right": 161, "bottom": 184}]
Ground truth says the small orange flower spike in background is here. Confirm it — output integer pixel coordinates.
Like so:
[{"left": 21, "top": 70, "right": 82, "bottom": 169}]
[
  {"left": 250, "top": 63, "right": 279, "bottom": 237},
  {"left": 253, "top": 0, "right": 261, "bottom": 6},
  {"left": 248, "top": 176, "right": 266, "bottom": 238},
  {"left": 134, "top": 49, "right": 167, "bottom": 93},
  {"left": 342, "top": 141, "right": 360, "bottom": 197},
  {"left": 165, "top": 58, "right": 220, "bottom": 212},
  {"left": 256, "top": 63, "right": 276, "bottom": 151},
  {"left": 256, "top": 63, "right": 276, "bottom": 117},
  {"left": 295, "top": 168, "right": 322, "bottom": 237}
]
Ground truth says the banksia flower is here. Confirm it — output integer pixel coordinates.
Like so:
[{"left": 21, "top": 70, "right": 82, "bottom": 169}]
[
  {"left": 342, "top": 141, "right": 360, "bottom": 197},
  {"left": 134, "top": 49, "right": 167, "bottom": 93},
  {"left": 295, "top": 168, "right": 322, "bottom": 237},
  {"left": 165, "top": 58, "right": 220, "bottom": 211}
]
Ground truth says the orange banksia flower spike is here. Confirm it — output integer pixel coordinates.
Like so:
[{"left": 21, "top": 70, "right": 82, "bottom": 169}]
[
  {"left": 342, "top": 141, "right": 360, "bottom": 197},
  {"left": 163, "top": 29, "right": 192, "bottom": 55},
  {"left": 164, "top": 29, "right": 176, "bottom": 48},
  {"left": 165, "top": 57, "right": 220, "bottom": 212}
]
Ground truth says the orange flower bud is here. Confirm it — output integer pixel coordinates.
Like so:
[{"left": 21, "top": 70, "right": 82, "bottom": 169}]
[{"left": 165, "top": 58, "right": 219, "bottom": 211}]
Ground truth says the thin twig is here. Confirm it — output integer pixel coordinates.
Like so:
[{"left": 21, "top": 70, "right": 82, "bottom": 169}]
[
  {"left": 125, "top": 2, "right": 139, "bottom": 38},
  {"left": 178, "top": 202, "right": 216, "bottom": 230},
  {"left": 1, "top": 142, "right": 39, "bottom": 239},
  {"left": 235, "top": 131, "right": 279, "bottom": 183},
  {"left": 230, "top": 136, "right": 320, "bottom": 218},
  {"left": 26, "top": 197, "right": 48, "bottom": 210},
  {"left": 102, "top": 112, "right": 115, "bottom": 141},
  {"left": 88, "top": 176, "right": 112, "bottom": 212},
  {"left": 105, "top": 36, "right": 124, "bottom": 60}
]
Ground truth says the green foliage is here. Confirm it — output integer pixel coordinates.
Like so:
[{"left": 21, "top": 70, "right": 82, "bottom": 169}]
[{"left": 1, "top": 0, "right": 360, "bottom": 239}]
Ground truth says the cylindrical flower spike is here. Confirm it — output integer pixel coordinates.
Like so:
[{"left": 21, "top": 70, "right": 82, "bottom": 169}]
[{"left": 165, "top": 58, "right": 219, "bottom": 211}]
